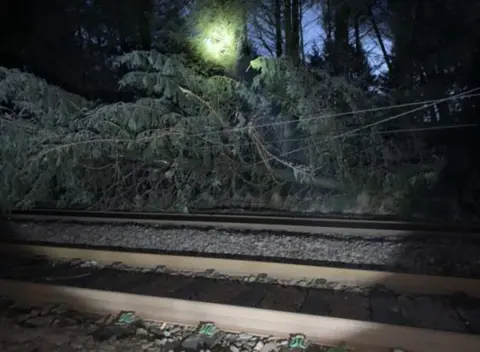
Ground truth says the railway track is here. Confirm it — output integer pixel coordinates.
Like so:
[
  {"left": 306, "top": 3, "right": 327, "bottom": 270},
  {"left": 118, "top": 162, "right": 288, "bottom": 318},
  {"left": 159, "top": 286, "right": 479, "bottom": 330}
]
[
  {"left": 0, "top": 242, "right": 480, "bottom": 351},
  {"left": 6, "top": 208, "right": 480, "bottom": 236},
  {"left": 1, "top": 210, "right": 480, "bottom": 351}
]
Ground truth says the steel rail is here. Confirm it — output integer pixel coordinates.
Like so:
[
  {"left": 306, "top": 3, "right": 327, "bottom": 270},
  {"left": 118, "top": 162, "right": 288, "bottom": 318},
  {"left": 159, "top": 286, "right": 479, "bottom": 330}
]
[
  {"left": 0, "top": 280, "right": 478, "bottom": 352},
  {"left": 2, "top": 243, "right": 480, "bottom": 298},
  {"left": 2, "top": 243, "right": 480, "bottom": 351},
  {"left": 7, "top": 209, "right": 480, "bottom": 236}
]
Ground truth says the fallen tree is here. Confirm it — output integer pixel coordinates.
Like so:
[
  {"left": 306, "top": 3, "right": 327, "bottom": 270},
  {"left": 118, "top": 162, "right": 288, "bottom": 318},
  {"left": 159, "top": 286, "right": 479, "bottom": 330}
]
[{"left": 0, "top": 51, "right": 441, "bottom": 215}]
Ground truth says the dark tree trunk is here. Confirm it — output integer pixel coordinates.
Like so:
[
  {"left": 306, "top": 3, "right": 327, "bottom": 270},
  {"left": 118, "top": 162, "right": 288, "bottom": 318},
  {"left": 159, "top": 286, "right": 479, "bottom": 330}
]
[
  {"left": 367, "top": 5, "right": 392, "bottom": 73},
  {"left": 354, "top": 14, "right": 361, "bottom": 54},
  {"left": 275, "top": 0, "right": 283, "bottom": 57},
  {"left": 325, "top": 0, "right": 333, "bottom": 40},
  {"left": 291, "top": 0, "right": 300, "bottom": 64},
  {"left": 284, "top": 0, "right": 292, "bottom": 57},
  {"left": 138, "top": 3, "right": 152, "bottom": 50}
]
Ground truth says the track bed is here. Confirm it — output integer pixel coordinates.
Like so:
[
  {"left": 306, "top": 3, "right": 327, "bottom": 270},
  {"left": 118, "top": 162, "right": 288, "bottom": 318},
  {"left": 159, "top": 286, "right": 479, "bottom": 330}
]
[{"left": 1, "top": 255, "right": 480, "bottom": 335}]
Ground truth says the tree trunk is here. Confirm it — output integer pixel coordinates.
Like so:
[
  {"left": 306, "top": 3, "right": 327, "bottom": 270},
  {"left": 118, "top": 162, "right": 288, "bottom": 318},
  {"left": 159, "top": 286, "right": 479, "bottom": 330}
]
[
  {"left": 367, "top": 5, "right": 392, "bottom": 72},
  {"left": 299, "top": 3, "right": 304, "bottom": 63},
  {"left": 334, "top": 1, "right": 350, "bottom": 47},
  {"left": 138, "top": 0, "right": 153, "bottom": 50},
  {"left": 325, "top": 0, "right": 333, "bottom": 40},
  {"left": 333, "top": 0, "right": 351, "bottom": 75},
  {"left": 275, "top": 0, "right": 283, "bottom": 57},
  {"left": 354, "top": 14, "right": 361, "bottom": 54},
  {"left": 283, "top": 0, "right": 292, "bottom": 57},
  {"left": 291, "top": 0, "right": 300, "bottom": 64}
]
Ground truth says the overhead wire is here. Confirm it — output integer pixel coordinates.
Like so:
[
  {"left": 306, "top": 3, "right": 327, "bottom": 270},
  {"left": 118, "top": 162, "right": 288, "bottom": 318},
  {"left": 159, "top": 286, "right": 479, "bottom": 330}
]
[
  {"left": 19, "top": 87, "right": 480, "bottom": 162},
  {"left": 248, "top": 87, "right": 480, "bottom": 165},
  {"left": 180, "top": 89, "right": 480, "bottom": 139}
]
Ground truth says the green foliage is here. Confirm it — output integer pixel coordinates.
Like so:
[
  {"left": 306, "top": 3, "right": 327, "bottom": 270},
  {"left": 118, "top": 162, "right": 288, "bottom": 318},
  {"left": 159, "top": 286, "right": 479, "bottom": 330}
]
[
  {"left": 0, "top": 52, "right": 262, "bottom": 211},
  {"left": 0, "top": 46, "right": 443, "bottom": 215}
]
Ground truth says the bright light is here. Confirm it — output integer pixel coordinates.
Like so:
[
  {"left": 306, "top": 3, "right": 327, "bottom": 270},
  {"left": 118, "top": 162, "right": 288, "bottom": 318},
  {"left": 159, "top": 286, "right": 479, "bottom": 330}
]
[{"left": 198, "top": 20, "right": 237, "bottom": 66}]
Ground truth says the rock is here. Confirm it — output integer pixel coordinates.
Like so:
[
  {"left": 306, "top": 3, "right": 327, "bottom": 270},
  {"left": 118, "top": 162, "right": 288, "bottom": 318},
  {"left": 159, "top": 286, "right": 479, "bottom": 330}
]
[
  {"left": 169, "top": 326, "right": 181, "bottom": 335},
  {"left": 85, "top": 324, "right": 99, "bottom": 334},
  {"left": 52, "top": 304, "right": 69, "bottom": 315},
  {"left": 83, "top": 336, "right": 96, "bottom": 349},
  {"left": 50, "top": 333, "right": 72, "bottom": 346},
  {"left": 254, "top": 341, "right": 264, "bottom": 351},
  {"left": 93, "top": 324, "right": 136, "bottom": 343},
  {"left": 69, "top": 259, "right": 84, "bottom": 266},
  {"left": 136, "top": 328, "right": 148, "bottom": 337},
  {"left": 230, "top": 345, "right": 240, "bottom": 352},
  {"left": 314, "top": 278, "right": 327, "bottom": 286},
  {"left": 80, "top": 260, "right": 98, "bottom": 267},
  {"left": 24, "top": 316, "right": 54, "bottom": 327},
  {"left": 260, "top": 342, "right": 278, "bottom": 352},
  {"left": 243, "top": 344, "right": 253, "bottom": 351},
  {"left": 155, "top": 338, "right": 167, "bottom": 346},
  {"left": 29, "top": 309, "right": 41, "bottom": 317},
  {"left": 95, "top": 316, "right": 109, "bottom": 325},
  {"left": 154, "top": 265, "right": 166, "bottom": 272},
  {"left": 296, "top": 280, "right": 309, "bottom": 287},
  {"left": 70, "top": 341, "right": 84, "bottom": 349},
  {"left": 55, "top": 317, "right": 79, "bottom": 327},
  {"left": 15, "top": 314, "right": 30, "bottom": 323},
  {"left": 182, "top": 336, "right": 201, "bottom": 351},
  {"left": 141, "top": 341, "right": 155, "bottom": 349}
]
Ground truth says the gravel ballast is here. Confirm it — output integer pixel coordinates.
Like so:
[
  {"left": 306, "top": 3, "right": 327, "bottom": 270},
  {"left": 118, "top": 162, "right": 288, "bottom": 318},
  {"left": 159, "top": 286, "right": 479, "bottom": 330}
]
[
  {"left": 0, "top": 297, "right": 339, "bottom": 352},
  {"left": 3, "top": 220, "right": 480, "bottom": 277}
]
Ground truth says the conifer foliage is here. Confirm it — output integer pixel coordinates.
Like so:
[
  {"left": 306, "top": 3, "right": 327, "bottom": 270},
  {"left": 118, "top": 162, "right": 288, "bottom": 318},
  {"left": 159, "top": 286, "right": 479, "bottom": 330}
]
[{"left": 0, "top": 47, "right": 439, "bottom": 214}]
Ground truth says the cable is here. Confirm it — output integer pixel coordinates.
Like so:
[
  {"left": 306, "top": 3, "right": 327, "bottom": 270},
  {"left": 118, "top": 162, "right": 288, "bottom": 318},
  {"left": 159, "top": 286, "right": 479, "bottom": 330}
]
[
  {"left": 181, "top": 89, "right": 480, "bottom": 139},
  {"left": 247, "top": 88, "right": 480, "bottom": 166}
]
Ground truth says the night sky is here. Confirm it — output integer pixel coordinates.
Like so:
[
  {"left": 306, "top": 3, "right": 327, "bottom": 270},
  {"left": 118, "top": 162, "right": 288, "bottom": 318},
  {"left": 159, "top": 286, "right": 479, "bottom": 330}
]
[{"left": 250, "top": 4, "right": 391, "bottom": 74}]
